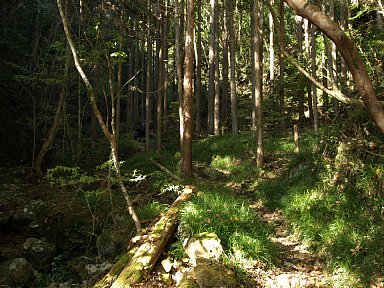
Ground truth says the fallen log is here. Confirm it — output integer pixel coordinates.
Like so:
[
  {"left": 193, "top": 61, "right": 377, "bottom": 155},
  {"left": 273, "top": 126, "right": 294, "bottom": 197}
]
[
  {"left": 92, "top": 245, "right": 140, "bottom": 288},
  {"left": 94, "top": 186, "right": 195, "bottom": 288}
]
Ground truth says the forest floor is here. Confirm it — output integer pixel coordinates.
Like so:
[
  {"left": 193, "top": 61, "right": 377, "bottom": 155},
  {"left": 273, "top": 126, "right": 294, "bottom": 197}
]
[{"left": 1, "top": 130, "right": 384, "bottom": 287}]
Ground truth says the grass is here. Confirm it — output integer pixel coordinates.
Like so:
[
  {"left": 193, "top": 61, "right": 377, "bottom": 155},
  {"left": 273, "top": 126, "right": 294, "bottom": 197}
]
[
  {"left": 121, "top": 123, "right": 384, "bottom": 286},
  {"left": 177, "top": 182, "right": 277, "bottom": 271}
]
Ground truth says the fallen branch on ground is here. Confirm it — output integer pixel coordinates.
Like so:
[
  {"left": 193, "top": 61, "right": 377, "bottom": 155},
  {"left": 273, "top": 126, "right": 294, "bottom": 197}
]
[{"left": 93, "top": 186, "right": 195, "bottom": 288}]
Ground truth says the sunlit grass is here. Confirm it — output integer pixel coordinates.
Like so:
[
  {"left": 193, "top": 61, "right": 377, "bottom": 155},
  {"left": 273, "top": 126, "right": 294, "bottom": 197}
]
[
  {"left": 252, "top": 129, "right": 384, "bottom": 286},
  {"left": 137, "top": 201, "right": 169, "bottom": 221},
  {"left": 177, "top": 183, "right": 276, "bottom": 271}
]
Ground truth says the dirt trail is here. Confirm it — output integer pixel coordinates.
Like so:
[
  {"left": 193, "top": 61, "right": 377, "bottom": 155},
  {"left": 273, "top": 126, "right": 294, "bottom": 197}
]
[{"left": 250, "top": 209, "right": 328, "bottom": 287}]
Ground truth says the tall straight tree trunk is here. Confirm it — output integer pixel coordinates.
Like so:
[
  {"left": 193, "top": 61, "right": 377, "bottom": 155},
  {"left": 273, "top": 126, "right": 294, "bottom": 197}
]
[
  {"left": 252, "top": 0, "right": 264, "bottom": 167},
  {"left": 181, "top": 0, "right": 194, "bottom": 179},
  {"left": 208, "top": 0, "right": 217, "bottom": 134},
  {"left": 157, "top": 2, "right": 165, "bottom": 153},
  {"left": 195, "top": 0, "right": 202, "bottom": 134},
  {"left": 176, "top": 0, "right": 184, "bottom": 149},
  {"left": 213, "top": 0, "right": 220, "bottom": 136},
  {"left": 146, "top": 0, "right": 152, "bottom": 152},
  {"left": 330, "top": 0, "right": 340, "bottom": 116},
  {"left": 284, "top": 0, "right": 384, "bottom": 133},
  {"left": 279, "top": 1, "right": 286, "bottom": 131},
  {"left": 311, "top": 25, "right": 319, "bottom": 131},
  {"left": 304, "top": 19, "right": 313, "bottom": 121},
  {"left": 228, "top": 0, "right": 238, "bottom": 135},
  {"left": 163, "top": 2, "right": 169, "bottom": 123},
  {"left": 57, "top": 0, "right": 141, "bottom": 233},
  {"left": 269, "top": 0, "right": 275, "bottom": 82},
  {"left": 340, "top": 0, "right": 348, "bottom": 95},
  {"left": 296, "top": 15, "right": 305, "bottom": 122},
  {"left": 251, "top": 1, "right": 257, "bottom": 135},
  {"left": 222, "top": 0, "right": 229, "bottom": 133}
]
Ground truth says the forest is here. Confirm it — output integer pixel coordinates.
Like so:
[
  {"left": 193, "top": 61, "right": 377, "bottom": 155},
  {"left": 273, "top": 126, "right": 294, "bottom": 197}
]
[{"left": 0, "top": 0, "right": 384, "bottom": 287}]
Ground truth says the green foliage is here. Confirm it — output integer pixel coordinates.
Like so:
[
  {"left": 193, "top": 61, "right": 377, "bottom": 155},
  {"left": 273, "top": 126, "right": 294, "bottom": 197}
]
[
  {"left": 137, "top": 201, "right": 170, "bottom": 221},
  {"left": 178, "top": 183, "right": 276, "bottom": 269},
  {"left": 46, "top": 166, "right": 94, "bottom": 186},
  {"left": 253, "top": 126, "right": 384, "bottom": 285}
]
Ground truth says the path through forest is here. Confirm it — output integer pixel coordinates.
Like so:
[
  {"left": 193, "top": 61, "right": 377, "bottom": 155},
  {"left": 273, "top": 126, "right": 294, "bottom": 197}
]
[{"left": 250, "top": 207, "right": 328, "bottom": 287}]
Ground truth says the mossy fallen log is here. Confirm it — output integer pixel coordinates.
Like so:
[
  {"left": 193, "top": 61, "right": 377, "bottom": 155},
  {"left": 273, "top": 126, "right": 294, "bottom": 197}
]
[
  {"left": 92, "top": 245, "right": 139, "bottom": 288},
  {"left": 94, "top": 186, "right": 195, "bottom": 288}
]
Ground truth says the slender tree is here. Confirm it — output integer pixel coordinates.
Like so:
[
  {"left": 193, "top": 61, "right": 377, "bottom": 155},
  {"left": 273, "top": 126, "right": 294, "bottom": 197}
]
[
  {"left": 146, "top": 0, "right": 152, "bottom": 152},
  {"left": 252, "top": 0, "right": 264, "bottom": 167},
  {"left": 208, "top": 0, "right": 217, "bottom": 134},
  {"left": 279, "top": 1, "right": 286, "bottom": 130},
  {"left": 176, "top": 0, "right": 184, "bottom": 148},
  {"left": 57, "top": 0, "right": 141, "bottom": 233},
  {"left": 195, "top": 0, "right": 202, "bottom": 134},
  {"left": 228, "top": 0, "right": 238, "bottom": 135},
  {"left": 311, "top": 24, "right": 319, "bottom": 130},
  {"left": 213, "top": 0, "right": 220, "bottom": 136},
  {"left": 181, "top": 0, "right": 194, "bottom": 178},
  {"left": 222, "top": 0, "right": 229, "bottom": 133}
]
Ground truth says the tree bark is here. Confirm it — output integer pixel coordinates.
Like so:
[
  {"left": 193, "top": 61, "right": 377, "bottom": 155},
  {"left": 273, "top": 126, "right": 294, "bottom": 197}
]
[
  {"left": 311, "top": 24, "right": 319, "bottom": 131},
  {"left": 279, "top": 1, "right": 286, "bottom": 131},
  {"left": 213, "top": 0, "right": 220, "bottom": 136},
  {"left": 284, "top": 0, "right": 384, "bottom": 133},
  {"left": 181, "top": 0, "right": 194, "bottom": 179},
  {"left": 252, "top": 0, "right": 264, "bottom": 168},
  {"left": 228, "top": 0, "right": 238, "bottom": 135},
  {"left": 208, "top": 0, "right": 216, "bottom": 135},
  {"left": 99, "top": 187, "right": 195, "bottom": 288},
  {"left": 157, "top": 3, "right": 164, "bottom": 153},
  {"left": 222, "top": 0, "right": 229, "bottom": 134},
  {"left": 296, "top": 15, "right": 305, "bottom": 122},
  {"left": 176, "top": 0, "right": 185, "bottom": 149},
  {"left": 146, "top": 0, "right": 152, "bottom": 152},
  {"left": 195, "top": 0, "right": 202, "bottom": 134}
]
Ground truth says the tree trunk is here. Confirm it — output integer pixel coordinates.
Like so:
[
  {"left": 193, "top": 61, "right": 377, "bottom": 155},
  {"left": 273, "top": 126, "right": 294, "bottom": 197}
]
[
  {"left": 195, "top": 0, "right": 202, "bottom": 134},
  {"left": 296, "top": 15, "right": 305, "bottom": 122},
  {"left": 57, "top": 0, "right": 141, "bottom": 233},
  {"left": 146, "top": 0, "right": 152, "bottom": 152},
  {"left": 222, "top": 0, "right": 229, "bottom": 134},
  {"left": 311, "top": 25, "right": 319, "bottom": 131},
  {"left": 228, "top": 0, "right": 238, "bottom": 135},
  {"left": 279, "top": 1, "right": 286, "bottom": 131},
  {"left": 252, "top": 0, "right": 264, "bottom": 168},
  {"left": 330, "top": 0, "right": 340, "bottom": 116},
  {"left": 34, "top": 47, "right": 68, "bottom": 178},
  {"left": 99, "top": 187, "right": 195, "bottom": 288},
  {"left": 213, "top": 0, "right": 220, "bottom": 136},
  {"left": 176, "top": 0, "right": 184, "bottom": 149},
  {"left": 284, "top": 0, "right": 384, "bottom": 133},
  {"left": 181, "top": 0, "right": 194, "bottom": 179},
  {"left": 157, "top": 2, "right": 165, "bottom": 153},
  {"left": 208, "top": 0, "right": 216, "bottom": 135}
]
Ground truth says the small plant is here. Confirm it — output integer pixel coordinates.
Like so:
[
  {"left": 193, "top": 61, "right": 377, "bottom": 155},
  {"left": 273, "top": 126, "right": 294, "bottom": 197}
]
[{"left": 137, "top": 201, "right": 169, "bottom": 221}]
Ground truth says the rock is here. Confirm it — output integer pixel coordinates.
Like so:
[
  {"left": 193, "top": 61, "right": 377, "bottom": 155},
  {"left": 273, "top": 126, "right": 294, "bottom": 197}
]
[
  {"left": 193, "top": 262, "right": 238, "bottom": 288},
  {"left": 177, "top": 262, "right": 238, "bottom": 288},
  {"left": 0, "top": 257, "right": 37, "bottom": 287},
  {"left": 22, "top": 237, "right": 56, "bottom": 271},
  {"left": 161, "top": 258, "right": 173, "bottom": 273},
  {"left": 184, "top": 232, "right": 223, "bottom": 265},
  {"left": 85, "top": 262, "right": 112, "bottom": 277},
  {"left": 96, "top": 229, "right": 126, "bottom": 260},
  {"left": 67, "top": 256, "right": 112, "bottom": 283}
]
